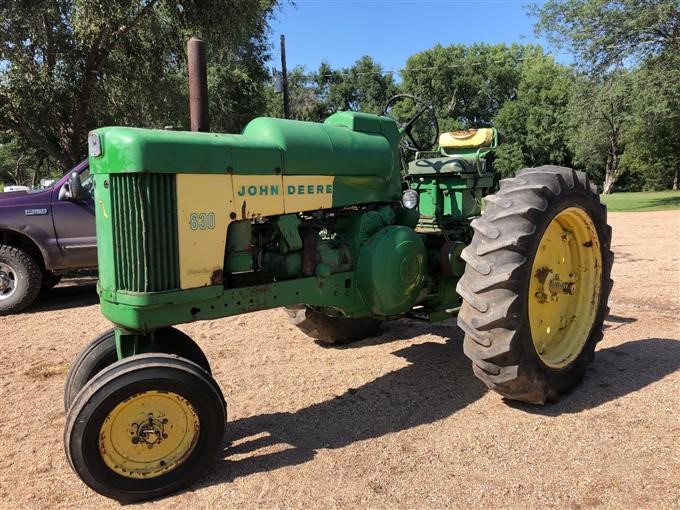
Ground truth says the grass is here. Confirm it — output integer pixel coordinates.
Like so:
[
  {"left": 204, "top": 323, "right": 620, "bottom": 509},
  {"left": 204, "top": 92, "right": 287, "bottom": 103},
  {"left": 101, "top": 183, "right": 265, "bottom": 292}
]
[{"left": 600, "top": 190, "right": 680, "bottom": 212}]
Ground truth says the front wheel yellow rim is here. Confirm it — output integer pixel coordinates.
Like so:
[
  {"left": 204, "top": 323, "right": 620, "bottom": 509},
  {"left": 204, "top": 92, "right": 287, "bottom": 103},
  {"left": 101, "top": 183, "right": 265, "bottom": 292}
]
[
  {"left": 99, "top": 390, "right": 200, "bottom": 479},
  {"left": 528, "top": 206, "right": 602, "bottom": 368}
]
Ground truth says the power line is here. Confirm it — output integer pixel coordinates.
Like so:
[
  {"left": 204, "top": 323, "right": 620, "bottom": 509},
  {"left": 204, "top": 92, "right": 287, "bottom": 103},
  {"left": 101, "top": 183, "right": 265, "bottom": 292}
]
[{"left": 282, "top": 56, "right": 534, "bottom": 80}]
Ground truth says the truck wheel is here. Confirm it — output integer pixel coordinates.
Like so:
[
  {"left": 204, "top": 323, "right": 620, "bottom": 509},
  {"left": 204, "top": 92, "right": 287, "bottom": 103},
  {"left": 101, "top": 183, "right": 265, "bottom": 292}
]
[
  {"left": 64, "top": 327, "right": 212, "bottom": 410},
  {"left": 41, "top": 272, "right": 62, "bottom": 292},
  {"left": 285, "top": 305, "right": 382, "bottom": 345},
  {"left": 64, "top": 353, "right": 226, "bottom": 503},
  {"left": 457, "top": 166, "right": 613, "bottom": 404},
  {"left": 0, "top": 244, "right": 42, "bottom": 315}
]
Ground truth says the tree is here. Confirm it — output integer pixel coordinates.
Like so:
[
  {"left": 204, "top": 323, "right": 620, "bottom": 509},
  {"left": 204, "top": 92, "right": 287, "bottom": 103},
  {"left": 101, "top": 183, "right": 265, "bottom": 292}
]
[
  {"left": 0, "top": 0, "right": 280, "bottom": 173},
  {"left": 0, "top": 134, "right": 60, "bottom": 187},
  {"left": 494, "top": 55, "right": 573, "bottom": 176},
  {"left": 535, "top": 0, "right": 680, "bottom": 191},
  {"left": 323, "top": 56, "right": 399, "bottom": 115},
  {"left": 401, "top": 44, "right": 543, "bottom": 133},
  {"left": 265, "top": 65, "right": 330, "bottom": 122},
  {"left": 266, "top": 56, "right": 399, "bottom": 121},
  {"left": 565, "top": 71, "right": 632, "bottom": 193},
  {"left": 619, "top": 52, "right": 680, "bottom": 190},
  {"left": 534, "top": 0, "right": 680, "bottom": 73}
]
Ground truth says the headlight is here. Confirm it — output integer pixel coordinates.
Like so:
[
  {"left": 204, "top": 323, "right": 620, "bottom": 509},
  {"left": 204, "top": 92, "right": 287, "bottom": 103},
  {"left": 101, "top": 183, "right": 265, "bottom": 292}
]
[
  {"left": 402, "top": 189, "right": 419, "bottom": 209},
  {"left": 88, "top": 132, "right": 102, "bottom": 157}
]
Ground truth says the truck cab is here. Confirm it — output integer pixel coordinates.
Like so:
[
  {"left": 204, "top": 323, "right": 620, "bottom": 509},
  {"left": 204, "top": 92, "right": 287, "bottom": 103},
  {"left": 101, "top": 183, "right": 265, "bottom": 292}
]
[{"left": 0, "top": 160, "right": 97, "bottom": 314}]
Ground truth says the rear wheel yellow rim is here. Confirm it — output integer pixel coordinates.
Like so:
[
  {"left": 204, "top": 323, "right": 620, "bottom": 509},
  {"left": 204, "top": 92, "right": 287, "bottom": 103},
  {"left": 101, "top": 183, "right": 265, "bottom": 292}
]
[
  {"left": 99, "top": 390, "right": 200, "bottom": 479},
  {"left": 528, "top": 207, "right": 602, "bottom": 368}
]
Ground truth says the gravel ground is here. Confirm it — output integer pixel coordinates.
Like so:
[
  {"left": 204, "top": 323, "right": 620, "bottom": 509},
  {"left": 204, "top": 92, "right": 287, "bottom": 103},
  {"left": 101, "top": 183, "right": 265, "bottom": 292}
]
[{"left": 0, "top": 210, "right": 678, "bottom": 510}]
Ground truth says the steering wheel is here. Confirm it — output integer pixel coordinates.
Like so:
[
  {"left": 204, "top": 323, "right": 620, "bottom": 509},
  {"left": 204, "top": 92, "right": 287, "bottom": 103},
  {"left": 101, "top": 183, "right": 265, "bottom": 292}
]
[{"left": 382, "top": 94, "right": 439, "bottom": 152}]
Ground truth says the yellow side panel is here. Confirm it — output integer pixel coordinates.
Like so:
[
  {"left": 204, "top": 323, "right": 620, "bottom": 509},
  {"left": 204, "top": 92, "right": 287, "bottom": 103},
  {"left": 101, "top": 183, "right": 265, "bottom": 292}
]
[
  {"left": 232, "top": 175, "right": 285, "bottom": 218},
  {"left": 283, "top": 176, "right": 335, "bottom": 213},
  {"left": 177, "top": 174, "right": 335, "bottom": 289},
  {"left": 177, "top": 174, "right": 234, "bottom": 289}
]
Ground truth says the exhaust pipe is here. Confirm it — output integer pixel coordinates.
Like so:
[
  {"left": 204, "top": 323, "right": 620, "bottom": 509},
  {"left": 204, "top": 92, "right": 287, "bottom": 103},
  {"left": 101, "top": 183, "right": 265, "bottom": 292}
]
[{"left": 188, "top": 37, "right": 209, "bottom": 132}]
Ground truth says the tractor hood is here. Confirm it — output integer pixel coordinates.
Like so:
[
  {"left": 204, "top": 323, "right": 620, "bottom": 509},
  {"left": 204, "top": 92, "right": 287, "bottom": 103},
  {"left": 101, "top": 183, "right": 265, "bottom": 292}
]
[{"left": 88, "top": 111, "right": 401, "bottom": 181}]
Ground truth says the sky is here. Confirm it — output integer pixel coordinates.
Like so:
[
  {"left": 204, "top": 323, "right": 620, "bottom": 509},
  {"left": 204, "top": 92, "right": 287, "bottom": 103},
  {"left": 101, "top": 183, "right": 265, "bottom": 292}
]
[{"left": 267, "top": 0, "right": 569, "bottom": 75}]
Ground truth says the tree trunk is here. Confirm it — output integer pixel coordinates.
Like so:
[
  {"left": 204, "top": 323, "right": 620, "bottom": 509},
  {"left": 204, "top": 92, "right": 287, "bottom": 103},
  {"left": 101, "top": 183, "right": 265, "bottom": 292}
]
[
  {"left": 603, "top": 172, "right": 616, "bottom": 194},
  {"left": 602, "top": 132, "right": 620, "bottom": 194},
  {"left": 673, "top": 167, "right": 678, "bottom": 191}
]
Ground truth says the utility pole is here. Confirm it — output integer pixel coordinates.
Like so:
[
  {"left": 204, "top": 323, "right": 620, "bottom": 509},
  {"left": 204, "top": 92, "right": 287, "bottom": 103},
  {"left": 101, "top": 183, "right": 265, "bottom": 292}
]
[
  {"left": 280, "top": 34, "right": 290, "bottom": 119},
  {"left": 188, "top": 37, "right": 209, "bottom": 132}
]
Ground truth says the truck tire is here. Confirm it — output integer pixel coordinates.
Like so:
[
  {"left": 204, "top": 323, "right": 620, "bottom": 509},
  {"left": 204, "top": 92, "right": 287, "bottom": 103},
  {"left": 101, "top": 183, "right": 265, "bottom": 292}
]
[
  {"left": 64, "top": 327, "right": 212, "bottom": 411},
  {"left": 285, "top": 305, "right": 382, "bottom": 345},
  {"left": 0, "top": 244, "right": 42, "bottom": 315},
  {"left": 457, "top": 166, "right": 613, "bottom": 404}
]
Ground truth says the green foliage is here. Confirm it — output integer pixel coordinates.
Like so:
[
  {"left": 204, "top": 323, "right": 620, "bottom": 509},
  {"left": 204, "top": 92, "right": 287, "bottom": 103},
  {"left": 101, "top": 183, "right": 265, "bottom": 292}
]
[
  {"left": 535, "top": 0, "right": 680, "bottom": 191},
  {"left": 265, "top": 56, "right": 398, "bottom": 121},
  {"left": 494, "top": 55, "right": 573, "bottom": 176},
  {"left": 265, "top": 65, "right": 331, "bottom": 122},
  {"left": 323, "top": 56, "right": 399, "bottom": 114},
  {"left": 0, "top": 0, "right": 280, "bottom": 173},
  {"left": 565, "top": 70, "right": 633, "bottom": 192},
  {"left": 402, "top": 44, "right": 542, "bottom": 132},
  {"left": 0, "top": 134, "right": 61, "bottom": 187},
  {"left": 619, "top": 52, "right": 680, "bottom": 190},
  {"left": 1, "top": 0, "right": 677, "bottom": 193},
  {"left": 534, "top": 0, "right": 680, "bottom": 73}
]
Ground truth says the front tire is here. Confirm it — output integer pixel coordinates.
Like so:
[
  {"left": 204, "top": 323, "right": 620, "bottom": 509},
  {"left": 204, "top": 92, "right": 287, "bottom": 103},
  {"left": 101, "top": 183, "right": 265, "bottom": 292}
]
[
  {"left": 64, "top": 354, "right": 226, "bottom": 503},
  {"left": 0, "top": 244, "right": 42, "bottom": 315},
  {"left": 64, "top": 327, "right": 212, "bottom": 410},
  {"left": 285, "top": 305, "right": 382, "bottom": 345},
  {"left": 456, "top": 166, "right": 613, "bottom": 404}
]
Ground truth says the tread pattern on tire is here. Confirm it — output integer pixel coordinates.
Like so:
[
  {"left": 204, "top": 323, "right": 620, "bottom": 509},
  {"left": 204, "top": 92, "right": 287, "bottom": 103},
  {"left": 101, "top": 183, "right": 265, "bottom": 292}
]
[
  {"left": 63, "top": 327, "right": 212, "bottom": 411},
  {"left": 0, "top": 244, "right": 42, "bottom": 315},
  {"left": 285, "top": 305, "right": 382, "bottom": 345},
  {"left": 456, "top": 166, "right": 614, "bottom": 404}
]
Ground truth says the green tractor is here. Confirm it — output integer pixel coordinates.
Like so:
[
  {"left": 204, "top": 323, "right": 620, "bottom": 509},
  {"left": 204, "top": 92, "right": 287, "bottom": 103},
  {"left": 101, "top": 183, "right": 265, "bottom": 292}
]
[{"left": 64, "top": 95, "right": 612, "bottom": 502}]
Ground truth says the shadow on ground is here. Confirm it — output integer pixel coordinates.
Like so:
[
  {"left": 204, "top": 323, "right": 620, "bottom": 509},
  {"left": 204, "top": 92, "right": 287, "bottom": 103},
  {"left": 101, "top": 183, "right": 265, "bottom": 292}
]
[
  {"left": 208, "top": 325, "right": 484, "bottom": 484},
  {"left": 635, "top": 195, "right": 680, "bottom": 210},
  {"left": 203, "top": 333, "right": 678, "bottom": 486},
  {"left": 604, "top": 314, "right": 637, "bottom": 330},
  {"left": 30, "top": 277, "right": 98, "bottom": 312},
  {"left": 508, "top": 338, "right": 680, "bottom": 415}
]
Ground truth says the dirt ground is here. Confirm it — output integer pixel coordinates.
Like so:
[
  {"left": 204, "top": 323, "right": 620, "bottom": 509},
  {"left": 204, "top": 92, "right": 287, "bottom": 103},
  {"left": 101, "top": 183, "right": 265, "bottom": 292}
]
[{"left": 1, "top": 210, "right": 678, "bottom": 510}]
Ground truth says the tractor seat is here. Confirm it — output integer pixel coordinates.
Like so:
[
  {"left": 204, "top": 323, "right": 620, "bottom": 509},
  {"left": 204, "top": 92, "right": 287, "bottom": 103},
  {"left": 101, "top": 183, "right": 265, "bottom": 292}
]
[{"left": 439, "top": 128, "right": 494, "bottom": 149}]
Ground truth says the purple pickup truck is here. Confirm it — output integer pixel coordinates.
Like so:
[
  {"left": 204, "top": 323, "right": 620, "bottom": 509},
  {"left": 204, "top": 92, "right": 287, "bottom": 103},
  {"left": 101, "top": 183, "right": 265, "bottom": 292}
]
[{"left": 0, "top": 160, "right": 96, "bottom": 314}]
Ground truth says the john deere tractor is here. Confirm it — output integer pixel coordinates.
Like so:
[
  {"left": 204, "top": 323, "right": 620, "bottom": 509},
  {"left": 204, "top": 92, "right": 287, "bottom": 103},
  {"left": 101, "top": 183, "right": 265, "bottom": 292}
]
[{"left": 63, "top": 95, "right": 612, "bottom": 502}]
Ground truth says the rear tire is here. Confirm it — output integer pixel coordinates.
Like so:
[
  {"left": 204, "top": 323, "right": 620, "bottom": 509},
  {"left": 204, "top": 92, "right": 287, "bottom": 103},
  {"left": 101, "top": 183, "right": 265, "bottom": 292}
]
[
  {"left": 64, "top": 327, "right": 212, "bottom": 410},
  {"left": 64, "top": 354, "right": 226, "bottom": 503},
  {"left": 285, "top": 305, "right": 382, "bottom": 345},
  {"left": 456, "top": 166, "right": 613, "bottom": 404},
  {"left": 0, "top": 244, "right": 42, "bottom": 315}
]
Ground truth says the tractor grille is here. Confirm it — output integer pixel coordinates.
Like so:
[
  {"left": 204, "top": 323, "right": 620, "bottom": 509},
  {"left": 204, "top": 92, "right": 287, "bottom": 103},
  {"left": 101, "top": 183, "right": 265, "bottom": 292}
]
[{"left": 110, "top": 173, "right": 180, "bottom": 292}]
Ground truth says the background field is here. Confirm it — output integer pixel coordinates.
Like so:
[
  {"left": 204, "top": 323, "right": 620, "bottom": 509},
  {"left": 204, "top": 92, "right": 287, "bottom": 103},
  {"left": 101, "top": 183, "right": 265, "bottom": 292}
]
[{"left": 601, "top": 190, "right": 680, "bottom": 212}]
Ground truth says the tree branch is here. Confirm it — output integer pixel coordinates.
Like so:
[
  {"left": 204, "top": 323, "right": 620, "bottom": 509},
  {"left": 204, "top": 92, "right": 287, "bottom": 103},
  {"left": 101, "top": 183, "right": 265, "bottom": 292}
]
[
  {"left": 119, "top": 0, "right": 161, "bottom": 35},
  {"left": 42, "top": 13, "right": 56, "bottom": 70},
  {"left": 2, "top": 117, "right": 72, "bottom": 170},
  {"left": 66, "top": 0, "right": 161, "bottom": 167}
]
